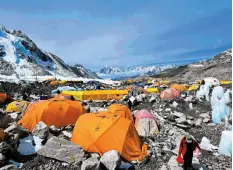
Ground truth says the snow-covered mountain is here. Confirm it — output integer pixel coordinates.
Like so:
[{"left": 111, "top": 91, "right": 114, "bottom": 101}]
[
  {"left": 0, "top": 25, "right": 98, "bottom": 81},
  {"left": 97, "top": 65, "right": 174, "bottom": 79}
]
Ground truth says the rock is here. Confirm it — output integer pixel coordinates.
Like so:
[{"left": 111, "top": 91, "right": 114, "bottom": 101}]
[
  {"left": 208, "top": 123, "right": 216, "bottom": 126},
  {"left": 187, "top": 120, "right": 194, "bottom": 125},
  {"left": 203, "top": 118, "right": 210, "bottom": 123},
  {"left": 149, "top": 96, "right": 156, "bottom": 103},
  {"left": 81, "top": 157, "right": 100, "bottom": 170},
  {"left": 4, "top": 123, "right": 29, "bottom": 138},
  {"left": 189, "top": 103, "right": 193, "bottom": 110},
  {"left": 122, "top": 95, "right": 128, "bottom": 101},
  {"left": 91, "top": 153, "right": 100, "bottom": 158},
  {"left": 167, "top": 156, "right": 183, "bottom": 170},
  {"left": 187, "top": 116, "right": 194, "bottom": 120},
  {"left": 100, "top": 150, "right": 120, "bottom": 170},
  {"left": 0, "top": 153, "right": 6, "bottom": 161},
  {"left": 175, "top": 117, "right": 187, "bottom": 124},
  {"left": 0, "top": 114, "right": 13, "bottom": 129},
  {"left": 83, "top": 104, "right": 91, "bottom": 113},
  {"left": 194, "top": 118, "right": 202, "bottom": 127},
  {"left": 199, "top": 113, "right": 210, "bottom": 119},
  {"left": 37, "top": 136, "right": 85, "bottom": 163},
  {"left": 49, "top": 125, "right": 61, "bottom": 133},
  {"left": 176, "top": 124, "right": 188, "bottom": 129},
  {"left": 0, "top": 165, "right": 18, "bottom": 170},
  {"left": 172, "top": 101, "right": 178, "bottom": 108},
  {"left": 0, "top": 142, "right": 13, "bottom": 155},
  {"left": 65, "top": 125, "right": 73, "bottom": 131},
  {"left": 160, "top": 164, "right": 168, "bottom": 170},
  {"left": 172, "top": 112, "right": 185, "bottom": 118},
  {"left": 62, "top": 131, "right": 72, "bottom": 138},
  {"left": 32, "top": 121, "right": 49, "bottom": 139}
]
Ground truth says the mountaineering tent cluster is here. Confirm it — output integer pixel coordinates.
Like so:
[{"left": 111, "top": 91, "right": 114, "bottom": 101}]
[{"left": 18, "top": 98, "right": 86, "bottom": 131}]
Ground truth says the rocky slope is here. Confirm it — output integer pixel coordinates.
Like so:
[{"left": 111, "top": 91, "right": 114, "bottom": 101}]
[
  {"left": 97, "top": 65, "right": 174, "bottom": 79},
  {"left": 153, "top": 49, "right": 232, "bottom": 81},
  {"left": 0, "top": 25, "right": 98, "bottom": 81}
]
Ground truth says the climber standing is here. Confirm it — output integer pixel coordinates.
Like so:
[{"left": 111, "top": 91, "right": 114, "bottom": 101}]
[{"left": 178, "top": 134, "right": 201, "bottom": 170}]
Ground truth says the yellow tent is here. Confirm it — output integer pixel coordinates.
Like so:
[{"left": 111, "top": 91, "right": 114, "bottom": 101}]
[
  {"left": 71, "top": 112, "right": 147, "bottom": 162},
  {"left": 170, "top": 84, "right": 188, "bottom": 91},
  {"left": 220, "top": 80, "right": 232, "bottom": 85},
  {"left": 187, "top": 85, "right": 199, "bottom": 91},
  {"left": 5, "top": 101, "right": 30, "bottom": 113},
  {"left": 62, "top": 90, "right": 128, "bottom": 101},
  {"left": 145, "top": 88, "right": 160, "bottom": 93}
]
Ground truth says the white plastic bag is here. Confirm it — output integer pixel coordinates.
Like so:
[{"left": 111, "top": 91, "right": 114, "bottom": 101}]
[{"left": 219, "top": 130, "right": 232, "bottom": 157}]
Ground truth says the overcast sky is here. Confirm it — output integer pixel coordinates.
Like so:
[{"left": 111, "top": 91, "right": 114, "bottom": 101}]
[{"left": 1, "top": 0, "right": 232, "bottom": 71}]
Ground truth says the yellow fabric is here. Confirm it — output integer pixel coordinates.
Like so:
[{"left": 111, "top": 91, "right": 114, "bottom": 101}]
[
  {"left": 62, "top": 90, "right": 128, "bottom": 100},
  {"left": 18, "top": 98, "right": 86, "bottom": 131},
  {"left": 71, "top": 112, "right": 147, "bottom": 162},
  {"left": 220, "top": 80, "right": 232, "bottom": 85},
  {"left": 107, "top": 104, "right": 133, "bottom": 121},
  {"left": 50, "top": 80, "right": 59, "bottom": 85},
  {"left": 187, "top": 85, "right": 199, "bottom": 91},
  {"left": 145, "top": 88, "right": 160, "bottom": 93},
  {"left": 5, "top": 101, "right": 30, "bottom": 113},
  {"left": 58, "top": 80, "right": 67, "bottom": 85},
  {"left": 170, "top": 84, "right": 188, "bottom": 91}
]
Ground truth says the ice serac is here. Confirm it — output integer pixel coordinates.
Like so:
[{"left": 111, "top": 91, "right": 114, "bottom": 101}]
[{"left": 0, "top": 25, "right": 98, "bottom": 81}]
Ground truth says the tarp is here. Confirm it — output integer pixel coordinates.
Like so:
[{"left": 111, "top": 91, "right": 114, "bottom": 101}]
[
  {"left": 220, "top": 80, "right": 232, "bottom": 85},
  {"left": 62, "top": 90, "right": 128, "bottom": 101},
  {"left": 107, "top": 104, "right": 133, "bottom": 121},
  {"left": 71, "top": 112, "right": 147, "bottom": 161},
  {"left": 18, "top": 98, "right": 86, "bottom": 131},
  {"left": 160, "top": 88, "right": 180, "bottom": 99},
  {"left": 135, "top": 109, "right": 159, "bottom": 137},
  {"left": 145, "top": 88, "right": 160, "bottom": 93},
  {"left": 170, "top": 84, "right": 188, "bottom": 91},
  {"left": 5, "top": 100, "right": 29, "bottom": 113}
]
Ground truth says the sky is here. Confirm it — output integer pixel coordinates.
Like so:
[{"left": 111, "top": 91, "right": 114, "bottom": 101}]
[{"left": 0, "top": 0, "right": 232, "bottom": 71}]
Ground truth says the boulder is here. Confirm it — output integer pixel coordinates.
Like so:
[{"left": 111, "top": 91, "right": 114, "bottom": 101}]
[
  {"left": 194, "top": 118, "right": 203, "bottom": 127},
  {"left": 203, "top": 118, "right": 210, "bottom": 123},
  {"left": 199, "top": 113, "right": 210, "bottom": 119},
  {"left": 49, "top": 125, "right": 61, "bottom": 134},
  {"left": 62, "top": 131, "right": 72, "bottom": 138},
  {"left": 32, "top": 121, "right": 49, "bottom": 139},
  {"left": 0, "top": 165, "right": 18, "bottom": 170},
  {"left": 37, "top": 136, "right": 85, "bottom": 164},
  {"left": 149, "top": 96, "right": 156, "bottom": 103},
  {"left": 0, "top": 142, "right": 13, "bottom": 155},
  {"left": 172, "top": 112, "right": 185, "bottom": 119},
  {"left": 100, "top": 150, "right": 120, "bottom": 170},
  {"left": 81, "top": 157, "right": 100, "bottom": 170},
  {"left": 0, "top": 114, "right": 13, "bottom": 129},
  {"left": 4, "top": 123, "right": 29, "bottom": 138},
  {"left": 175, "top": 117, "right": 187, "bottom": 124}
]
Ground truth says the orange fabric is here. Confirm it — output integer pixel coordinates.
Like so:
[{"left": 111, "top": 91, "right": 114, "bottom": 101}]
[
  {"left": 107, "top": 104, "right": 133, "bottom": 121},
  {"left": 178, "top": 137, "right": 201, "bottom": 157},
  {"left": 18, "top": 98, "right": 86, "bottom": 131},
  {"left": 0, "top": 93, "right": 13, "bottom": 103},
  {"left": 71, "top": 112, "right": 147, "bottom": 162},
  {"left": 0, "top": 94, "right": 7, "bottom": 103},
  {"left": 170, "top": 84, "right": 188, "bottom": 91}
]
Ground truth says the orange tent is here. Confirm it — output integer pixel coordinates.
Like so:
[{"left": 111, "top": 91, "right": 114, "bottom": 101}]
[
  {"left": 18, "top": 98, "right": 86, "bottom": 131},
  {"left": 107, "top": 104, "right": 133, "bottom": 121},
  {"left": 0, "top": 93, "right": 13, "bottom": 103},
  {"left": 170, "top": 84, "right": 188, "bottom": 91},
  {"left": 71, "top": 112, "right": 147, "bottom": 162},
  {"left": 160, "top": 88, "right": 180, "bottom": 99}
]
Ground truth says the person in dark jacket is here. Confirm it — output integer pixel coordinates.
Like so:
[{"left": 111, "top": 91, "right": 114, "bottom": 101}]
[
  {"left": 127, "top": 99, "right": 132, "bottom": 111},
  {"left": 178, "top": 134, "right": 201, "bottom": 170}
]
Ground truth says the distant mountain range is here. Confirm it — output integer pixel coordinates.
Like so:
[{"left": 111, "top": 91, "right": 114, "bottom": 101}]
[
  {"left": 0, "top": 25, "right": 98, "bottom": 81},
  {"left": 153, "top": 49, "right": 232, "bottom": 81},
  {"left": 97, "top": 65, "right": 174, "bottom": 79}
]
